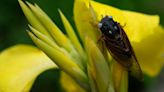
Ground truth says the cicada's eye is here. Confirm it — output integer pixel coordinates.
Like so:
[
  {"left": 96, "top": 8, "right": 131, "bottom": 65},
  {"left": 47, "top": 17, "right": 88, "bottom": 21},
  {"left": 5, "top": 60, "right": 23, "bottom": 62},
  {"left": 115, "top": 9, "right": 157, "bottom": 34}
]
[
  {"left": 98, "top": 23, "right": 103, "bottom": 28},
  {"left": 108, "top": 16, "right": 113, "bottom": 19}
]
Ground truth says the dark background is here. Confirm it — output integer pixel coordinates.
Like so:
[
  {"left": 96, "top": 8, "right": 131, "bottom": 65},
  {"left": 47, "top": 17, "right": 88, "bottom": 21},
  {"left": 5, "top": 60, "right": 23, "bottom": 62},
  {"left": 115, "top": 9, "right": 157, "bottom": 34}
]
[{"left": 0, "top": 0, "right": 164, "bottom": 92}]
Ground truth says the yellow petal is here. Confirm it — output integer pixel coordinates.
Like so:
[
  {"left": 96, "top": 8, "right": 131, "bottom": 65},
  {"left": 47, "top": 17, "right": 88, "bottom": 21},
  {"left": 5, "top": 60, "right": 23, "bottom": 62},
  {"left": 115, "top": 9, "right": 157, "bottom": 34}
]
[
  {"left": 74, "top": 0, "right": 101, "bottom": 42},
  {"left": 122, "top": 10, "right": 159, "bottom": 42},
  {"left": 27, "top": 2, "right": 72, "bottom": 52},
  {"left": 18, "top": 0, "right": 52, "bottom": 39},
  {"left": 28, "top": 32, "right": 89, "bottom": 90},
  {"left": 89, "top": 1, "right": 125, "bottom": 25},
  {"left": 58, "top": 10, "right": 86, "bottom": 70},
  {"left": 90, "top": 1, "right": 159, "bottom": 41},
  {"left": 0, "top": 44, "right": 57, "bottom": 92},
  {"left": 90, "top": 1, "right": 159, "bottom": 42},
  {"left": 28, "top": 26, "right": 59, "bottom": 49},
  {"left": 85, "top": 37, "right": 114, "bottom": 92},
  {"left": 60, "top": 72, "right": 86, "bottom": 92},
  {"left": 112, "top": 61, "right": 128, "bottom": 92},
  {"left": 59, "top": 10, "right": 86, "bottom": 61},
  {"left": 132, "top": 26, "right": 164, "bottom": 76}
]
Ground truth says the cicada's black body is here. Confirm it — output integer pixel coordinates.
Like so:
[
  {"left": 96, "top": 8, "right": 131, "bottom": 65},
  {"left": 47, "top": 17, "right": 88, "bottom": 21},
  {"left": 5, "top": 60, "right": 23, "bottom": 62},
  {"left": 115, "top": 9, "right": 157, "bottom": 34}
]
[{"left": 98, "top": 16, "right": 143, "bottom": 80}]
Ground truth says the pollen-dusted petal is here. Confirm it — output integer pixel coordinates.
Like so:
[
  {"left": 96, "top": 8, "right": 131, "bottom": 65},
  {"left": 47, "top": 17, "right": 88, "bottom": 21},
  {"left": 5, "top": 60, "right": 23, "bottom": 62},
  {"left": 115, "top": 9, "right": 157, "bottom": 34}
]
[
  {"left": 18, "top": 0, "right": 52, "bottom": 39},
  {"left": 122, "top": 10, "right": 159, "bottom": 42},
  {"left": 0, "top": 45, "right": 56, "bottom": 92},
  {"left": 60, "top": 72, "right": 86, "bottom": 92},
  {"left": 27, "top": 3, "right": 72, "bottom": 52},
  {"left": 132, "top": 26, "right": 164, "bottom": 76},
  {"left": 28, "top": 32, "right": 89, "bottom": 90},
  {"left": 85, "top": 37, "right": 114, "bottom": 92}
]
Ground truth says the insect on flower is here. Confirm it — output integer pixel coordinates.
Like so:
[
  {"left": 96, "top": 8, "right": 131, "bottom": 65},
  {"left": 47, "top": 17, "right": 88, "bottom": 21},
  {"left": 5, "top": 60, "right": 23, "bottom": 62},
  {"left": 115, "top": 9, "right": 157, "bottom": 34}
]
[{"left": 98, "top": 16, "right": 143, "bottom": 80}]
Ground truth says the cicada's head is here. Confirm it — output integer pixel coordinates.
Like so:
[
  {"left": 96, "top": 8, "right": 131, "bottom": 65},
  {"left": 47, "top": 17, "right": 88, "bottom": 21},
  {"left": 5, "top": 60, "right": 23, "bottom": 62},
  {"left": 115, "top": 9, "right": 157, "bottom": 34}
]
[{"left": 98, "top": 16, "right": 121, "bottom": 40}]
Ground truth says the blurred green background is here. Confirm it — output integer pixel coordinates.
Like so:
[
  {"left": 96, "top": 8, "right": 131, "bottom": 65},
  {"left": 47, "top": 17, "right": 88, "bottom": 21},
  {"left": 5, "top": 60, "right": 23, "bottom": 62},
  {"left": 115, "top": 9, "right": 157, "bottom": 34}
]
[{"left": 0, "top": 0, "right": 164, "bottom": 92}]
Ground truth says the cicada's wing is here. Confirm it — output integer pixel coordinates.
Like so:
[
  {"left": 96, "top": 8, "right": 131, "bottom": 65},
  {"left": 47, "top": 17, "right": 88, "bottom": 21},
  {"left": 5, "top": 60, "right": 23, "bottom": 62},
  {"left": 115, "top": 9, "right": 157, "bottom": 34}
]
[
  {"left": 105, "top": 39, "right": 133, "bottom": 68},
  {"left": 120, "top": 24, "right": 143, "bottom": 80},
  {"left": 130, "top": 57, "right": 143, "bottom": 80},
  {"left": 105, "top": 22, "right": 143, "bottom": 80}
]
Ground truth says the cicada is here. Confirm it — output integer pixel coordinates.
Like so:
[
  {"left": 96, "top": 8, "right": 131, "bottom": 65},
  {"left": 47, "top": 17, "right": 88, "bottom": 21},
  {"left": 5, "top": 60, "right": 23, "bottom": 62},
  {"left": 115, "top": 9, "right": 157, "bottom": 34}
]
[{"left": 98, "top": 16, "right": 143, "bottom": 80}]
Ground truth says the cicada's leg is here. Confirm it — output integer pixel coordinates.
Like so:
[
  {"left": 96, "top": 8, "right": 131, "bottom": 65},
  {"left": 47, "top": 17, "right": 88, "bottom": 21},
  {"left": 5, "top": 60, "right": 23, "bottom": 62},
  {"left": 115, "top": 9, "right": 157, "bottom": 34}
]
[
  {"left": 97, "top": 34, "right": 106, "bottom": 43},
  {"left": 97, "top": 34, "right": 107, "bottom": 54},
  {"left": 117, "top": 22, "right": 126, "bottom": 28}
]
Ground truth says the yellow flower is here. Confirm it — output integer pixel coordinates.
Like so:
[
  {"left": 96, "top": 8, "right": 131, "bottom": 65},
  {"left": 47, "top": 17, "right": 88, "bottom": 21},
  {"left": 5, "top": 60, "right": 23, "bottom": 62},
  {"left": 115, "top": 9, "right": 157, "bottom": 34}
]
[
  {"left": 74, "top": 0, "right": 164, "bottom": 77},
  {"left": 0, "top": 0, "right": 163, "bottom": 92}
]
